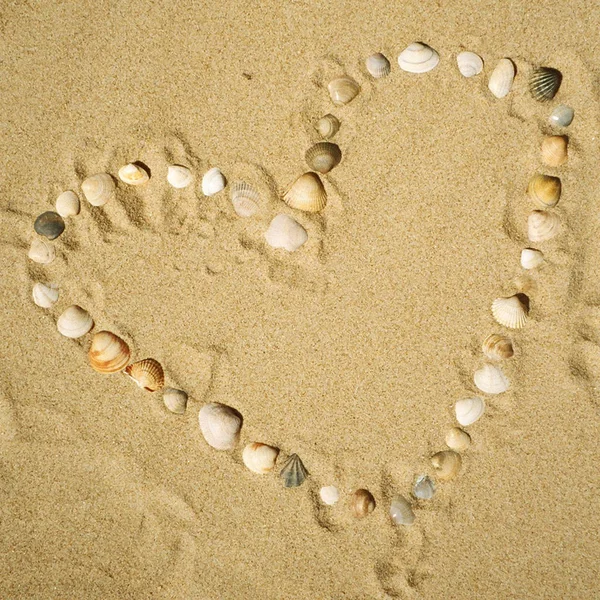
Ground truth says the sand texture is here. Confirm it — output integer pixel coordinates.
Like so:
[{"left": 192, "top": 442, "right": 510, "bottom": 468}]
[{"left": 1, "top": 0, "right": 600, "bottom": 598}]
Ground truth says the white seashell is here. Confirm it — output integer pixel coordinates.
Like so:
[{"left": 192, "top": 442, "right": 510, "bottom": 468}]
[
  {"left": 201, "top": 167, "right": 226, "bottom": 197},
  {"left": 549, "top": 105, "right": 574, "bottom": 127},
  {"left": 163, "top": 388, "right": 188, "bottom": 414},
  {"left": 454, "top": 397, "right": 485, "bottom": 426},
  {"left": 81, "top": 173, "right": 115, "bottom": 206},
  {"left": 390, "top": 495, "right": 415, "bottom": 525},
  {"left": 413, "top": 475, "right": 436, "bottom": 500},
  {"left": 230, "top": 182, "right": 260, "bottom": 218},
  {"left": 265, "top": 214, "right": 308, "bottom": 252},
  {"left": 488, "top": 58, "right": 515, "bottom": 98},
  {"left": 315, "top": 114, "right": 340, "bottom": 139},
  {"left": 521, "top": 248, "right": 544, "bottom": 270},
  {"left": 456, "top": 51, "right": 483, "bottom": 77},
  {"left": 242, "top": 442, "right": 279, "bottom": 474},
  {"left": 445, "top": 427, "right": 471, "bottom": 452},
  {"left": 398, "top": 42, "right": 439, "bottom": 73},
  {"left": 55, "top": 191, "right": 80, "bottom": 217},
  {"left": 167, "top": 165, "right": 193, "bottom": 189},
  {"left": 474, "top": 364, "right": 509, "bottom": 394},
  {"left": 528, "top": 210, "right": 561, "bottom": 243},
  {"left": 198, "top": 402, "right": 242, "bottom": 450},
  {"left": 284, "top": 172, "right": 327, "bottom": 212},
  {"left": 492, "top": 294, "right": 530, "bottom": 329},
  {"left": 28, "top": 238, "right": 56, "bottom": 264},
  {"left": 365, "top": 52, "right": 391, "bottom": 78},
  {"left": 32, "top": 283, "right": 59, "bottom": 308},
  {"left": 118, "top": 163, "right": 149, "bottom": 186},
  {"left": 319, "top": 485, "right": 340, "bottom": 505},
  {"left": 57, "top": 305, "right": 94, "bottom": 339}
]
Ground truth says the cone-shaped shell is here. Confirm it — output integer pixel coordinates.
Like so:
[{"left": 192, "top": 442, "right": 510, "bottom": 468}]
[
  {"left": 88, "top": 331, "right": 131, "bottom": 373},
  {"left": 167, "top": 165, "right": 193, "bottom": 189},
  {"left": 549, "top": 105, "right": 574, "bottom": 127},
  {"left": 474, "top": 364, "right": 510, "bottom": 394},
  {"left": 541, "top": 135, "right": 568, "bottom": 167},
  {"left": 455, "top": 397, "right": 485, "bottom": 426},
  {"left": 201, "top": 167, "right": 226, "bottom": 196},
  {"left": 351, "top": 489, "right": 376, "bottom": 517},
  {"left": 320, "top": 485, "right": 340, "bottom": 505},
  {"left": 398, "top": 42, "right": 439, "bottom": 73},
  {"left": 366, "top": 52, "right": 391, "bottom": 78},
  {"left": 283, "top": 172, "right": 327, "bottom": 213},
  {"left": 327, "top": 76, "right": 360, "bottom": 105},
  {"left": 279, "top": 453, "right": 308, "bottom": 488},
  {"left": 488, "top": 58, "right": 515, "bottom": 98},
  {"left": 81, "top": 173, "right": 115, "bottom": 206},
  {"left": 34, "top": 211, "right": 65, "bottom": 240},
  {"left": 198, "top": 402, "right": 242, "bottom": 450},
  {"left": 492, "top": 294, "right": 530, "bottom": 329},
  {"left": 118, "top": 163, "right": 149, "bottom": 185},
  {"left": 445, "top": 427, "right": 471, "bottom": 452},
  {"left": 315, "top": 114, "right": 340, "bottom": 139},
  {"left": 529, "top": 67, "right": 562, "bottom": 102},
  {"left": 230, "top": 182, "right": 260, "bottom": 217},
  {"left": 390, "top": 495, "right": 415, "bottom": 525},
  {"left": 28, "top": 238, "right": 56, "bottom": 264},
  {"left": 57, "top": 305, "right": 94, "bottom": 339},
  {"left": 482, "top": 333, "right": 514, "bottom": 360},
  {"left": 163, "top": 388, "right": 188, "bottom": 414},
  {"left": 431, "top": 450, "right": 462, "bottom": 481},
  {"left": 305, "top": 142, "right": 342, "bottom": 174},
  {"left": 56, "top": 191, "right": 80, "bottom": 217},
  {"left": 125, "top": 358, "right": 164, "bottom": 392},
  {"left": 265, "top": 214, "right": 308, "bottom": 252},
  {"left": 456, "top": 51, "right": 483, "bottom": 77},
  {"left": 527, "top": 174, "right": 561, "bottom": 208},
  {"left": 528, "top": 210, "right": 560, "bottom": 242},
  {"left": 242, "top": 442, "right": 279, "bottom": 474},
  {"left": 32, "top": 283, "right": 59, "bottom": 309},
  {"left": 413, "top": 475, "right": 436, "bottom": 500},
  {"left": 521, "top": 248, "right": 544, "bottom": 270}
]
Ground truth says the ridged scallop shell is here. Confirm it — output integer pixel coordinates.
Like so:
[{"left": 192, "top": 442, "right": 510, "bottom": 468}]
[
  {"left": 366, "top": 52, "right": 391, "bottom": 78},
  {"left": 454, "top": 397, "right": 485, "bottom": 427},
  {"left": 283, "top": 172, "right": 327, "bottom": 212},
  {"left": 521, "top": 248, "right": 544, "bottom": 270},
  {"left": 474, "top": 364, "right": 510, "bottom": 394},
  {"left": 242, "top": 442, "right": 280, "bottom": 474},
  {"left": 163, "top": 388, "right": 188, "bottom": 414},
  {"left": 34, "top": 211, "right": 65, "bottom": 240},
  {"left": 351, "top": 489, "right": 376, "bottom": 517},
  {"left": 482, "top": 333, "right": 514, "bottom": 360},
  {"left": 413, "top": 475, "right": 436, "bottom": 500},
  {"left": 28, "top": 238, "right": 56, "bottom": 264},
  {"left": 32, "top": 283, "right": 59, "bottom": 308},
  {"left": 279, "top": 453, "right": 308, "bottom": 488},
  {"left": 528, "top": 210, "right": 560, "bottom": 242},
  {"left": 456, "top": 51, "right": 483, "bottom": 77},
  {"left": 198, "top": 402, "right": 242, "bottom": 450},
  {"left": 445, "top": 427, "right": 471, "bottom": 452},
  {"left": 88, "top": 331, "right": 131, "bottom": 373},
  {"left": 265, "top": 214, "right": 308, "bottom": 252},
  {"left": 320, "top": 485, "right": 340, "bottom": 505},
  {"left": 315, "top": 114, "right": 340, "bottom": 139},
  {"left": 167, "top": 165, "right": 193, "bottom": 189},
  {"left": 81, "top": 173, "right": 115, "bottom": 206},
  {"left": 390, "top": 495, "right": 415, "bottom": 525},
  {"left": 529, "top": 67, "right": 562, "bottom": 102},
  {"left": 56, "top": 191, "right": 80, "bottom": 217},
  {"left": 398, "top": 42, "right": 439, "bottom": 73},
  {"left": 541, "top": 135, "right": 568, "bottom": 167},
  {"left": 57, "top": 305, "right": 94, "bottom": 339},
  {"left": 327, "top": 76, "right": 360, "bottom": 105},
  {"left": 488, "top": 58, "right": 515, "bottom": 98},
  {"left": 431, "top": 450, "right": 462, "bottom": 481},
  {"left": 125, "top": 358, "right": 164, "bottom": 392},
  {"left": 549, "top": 105, "right": 574, "bottom": 127},
  {"left": 492, "top": 294, "right": 530, "bottom": 329},
  {"left": 305, "top": 142, "right": 342, "bottom": 174},
  {"left": 118, "top": 163, "right": 149, "bottom": 185},
  {"left": 230, "top": 182, "right": 260, "bottom": 217},
  {"left": 527, "top": 174, "right": 561, "bottom": 208},
  {"left": 201, "top": 167, "right": 226, "bottom": 196}
]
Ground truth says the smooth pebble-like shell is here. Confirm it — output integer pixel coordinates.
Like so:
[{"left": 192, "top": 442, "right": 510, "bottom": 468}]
[
  {"left": 366, "top": 52, "right": 391, "bottom": 78},
  {"left": 315, "top": 114, "right": 340, "bottom": 139},
  {"left": 118, "top": 163, "right": 149, "bottom": 185},
  {"left": 521, "top": 248, "right": 544, "bottom": 270},
  {"left": 398, "top": 42, "right": 439, "bottom": 73},
  {"left": 488, "top": 58, "right": 515, "bottom": 98},
  {"left": 431, "top": 450, "right": 462, "bottom": 481},
  {"left": 32, "top": 283, "right": 59, "bottom": 308},
  {"left": 56, "top": 191, "right": 80, "bottom": 217},
  {"left": 88, "top": 331, "right": 131, "bottom": 373},
  {"left": 34, "top": 211, "right": 65, "bottom": 240},
  {"left": 474, "top": 364, "right": 510, "bottom": 394},
  {"left": 327, "top": 76, "right": 360, "bottom": 105},
  {"left": 279, "top": 453, "right": 308, "bottom": 488},
  {"left": 528, "top": 210, "right": 560, "bottom": 242},
  {"left": 283, "top": 172, "right": 327, "bottom": 212},
  {"left": 456, "top": 51, "right": 483, "bottom": 77},
  {"left": 81, "top": 173, "right": 115, "bottom": 206},
  {"left": 541, "top": 135, "right": 568, "bottom": 167},
  {"left": 390, "top": 495, "right": 415, "bottom": 525},
  {"left": 413, "top": 475, "right": 436, "bottom": 500},
  {"left": 492, "top": 294, "right": 530, "bottom": 329},
  {"left": 57, "top": 305, "right": 94, "bottom": 339},
  {"left": 167, "top": 165, "right": 193, "bottom": 189},
  {"left": 445, "top": 427, "right": 471, "bottom": 452},
  {"left": 549, "top": 105, "right": 574, "bottom": 127},
  {"left": 351, "top": 489, "right": 376, "bottom": 518},
  {"left": 265, "top": 214, "right": 308, "bottom": 252},
  {"left": 320, "top": 485, "right": 340, "bottom": 505},
  {"left": 230, "top": 182, "right": 260, "bottom": 217},
  {"left": 201, "top": 167, "right": 226, "bottom": 196},
  {"left": 527, "top": 174, "right": 561, "bottom": 208},
  {"left": 482, "top": 333, "right": 514, "bottom": 360},
  {"left": 28, "top": 238, "right": 56, "bottom": 264},
  {"left": 163, "top": 388, "right": 188, "bottom": 414},
  {"left": 198, "top": 402, "right": 242, "bottom": 450},
  {"left": 305, "top": 142, "right": 342, "bottom": 174},
  {"left": 242, "top": 442, "right": 279, "bottom": 474},
  {"left": 529, "top": 67, "right": 562, "bottom": 102},
  {"left": 125, "top": 358, "right": 164, "bottom": 392},
  {"left": 454, "top": 397, "right": 485, "bottom": 427}
]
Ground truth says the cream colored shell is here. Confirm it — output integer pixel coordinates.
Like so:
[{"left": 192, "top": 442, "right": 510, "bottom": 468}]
[
  {"left": 492, "top": 295, "right": 529, "bottom": 329},
  {"left": 81, "top": 173, "right": 115, "bottom": 206},
  {"left": 319, "top": 485, "right": 340, "bottom": 505},
  {"left": 201, "top": 167, "right": 226, "bottom": 196},
  {"left": 315, "top": 114, "right": 340, "bottom": 139},
  {"left": 167, "top": 165, "right": 193, "bottom": 189},
  {"left": 56, "top": 191, "right": 80, "bottom": 217},
  {"left": 456, "top": 51, "right": 483, "bottom": 77},
  {"left": 305, "top": 142, "right": 342, "bottom": 174},
  {"left": 28, "top": 238, "right": 56, "bottom": 264},
  {"left": 398, "top": 42, "right": 439, "bottom": 73},
  {"left": 445, "top": 427, "right": 471, "bottom": 452},
  {"left": 365, "top": 52, "right": 391, "bottom": 78},
  {"left": 265, "top": 214, "right": 308, "bottom": 252},
  {"left": 327, "top": 76, "right": 360, "bottom": 105},
  {"left": 431, "top": 450, "right": 462, "bottom": 481},
  {"left": 541, "top": 135, "right": 568, "bottom": 167},
  {"left": 242, "top": 442, "right": 279, "bottom": 474},
  {"left": 474, "top": 364, "right": 510, "bottom": 394},
  {"left": 57, "top": 305, "right": 94, "bottom": 339},
  {"left": 521, "top": 248, "right": 544, "bottom": 270},
  {"left": 163, "top": 388, "right": 188, "bottom": 414},
  {"left": 198, "top": 402, "right": 242, "bottom": 450},
  {"left": 454, "top": 397, "right": 485, "bottom": 426},
  {"left": 528, "top": 210, "right": 560, "bottom": 243},
  {"left": 32, "top": 283, "right": 59, "bottom": 308},
  {"left": 283, "top": 172, "right": 327, "bottom": 213},
  {"left": 488, "top": 58, "right": 515, "bottom": 98},
  {"left": 118, "top": 163, "right": 149, "bottom": 185}
]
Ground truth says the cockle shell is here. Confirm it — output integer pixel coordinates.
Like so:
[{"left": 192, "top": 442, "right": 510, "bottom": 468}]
[
  {"left": 167, "top": 165, "right": 193, "bottom": 189},
  {"left": 529, "top": 67, "right": 562, "bottom": 102},
  {"left": 398, "top": 42, "right": 439, "bottom": 73},
  {"left": 230, "top": 182, "right": 260, "bottom": 217},
  {"left": 456, "top": 51, "right": 483, "bottom": 77},
  {"left": 315, "top": 114, "right": 340, "bottom": 139},
  {"left": 320, "top": 485, "right": 340, "bottom": 505},
  {"left": 305, "top": 142, "right": 342, "bottom": 174},
  {"left": 482, "top": 333, "right": 514, "bottom": 360},
  {"left": 283, "top": 172, "right": 327, "bottom": 212},
  {"left": 57, "top": 305, "right": 94, "bottom": 339},
  {"left": 474, "top": 364, "right": 510, "bottom": 394},
  {"left": 327, "top": 76, "right": 360, "bottom": 105},
  {"left": 242, "top": 442, "right": 279, "bottom": 474},
  {"left": 541, "top": 135, "right": 568, "bottom": 167},
  {"left": 265, "top": 214, "right": 308, "bottom": 252},
  {"left": 56, "top": 191, "right": 80, "bottom": 217},
  {"left": 279, "top": 453, "right": 308, "bottom": 488},
  {"left": 34, "top": 211, "right": 65, "bottom": 240},
  {"left": 528, "top": 210, "right": 561, "bottom": 242},
  {"left": 488, "top": 58, "right": 515, "bottom": 98},
  {"left": 163, "top": 388, "right": 188, "bottom": 414},
  {"left": 390, "top": 495, "right": 415, "bottom": 525},
  {"left": 125, "top": 358, "right": 164, "bottom": 392},
  {"left": 81, "top": 173, "right": 115, "bottom": 206},
  {"left": 527, "top": 174, "right": 561, "bottom": 208},
  {"left": 366, "top": 52, "right": 391, "bottom": 78},
  {"left": 118, "top": 163, "right": 150, "bottom": 186},
  {"left": 549, "top": 105, "right": 574, "bottom": 127},
  {"left": 28, "top": 238, "right": 56, "bottom": 264},
  {"left": 413, "top": 475, "right": 436, "bottom": 500},
  {"left": 88, "top": 331, "right": 131, "bottom": 373},
  {"left": 351, "top": 489, "right": 376, "bottom": 518},
  {"left": 492, "top": 294, "right": 530, "bottom": 329},
  {"left": 198, "top": 402, "right": 242, "bottom": 450},
  {"left": 521, "top": 248, "right": 544, "bottom": 270},
  {"left": 454, "top": 397, "right": 485, "bottom": 427},
  {"left": 445, "top": 427, "right": 471, "bottom": 452},
  {"left": 431, "top": 450, "right": 462, "bottom": 481},
  {"left": 32, "top": 283, "right": 59, "bottom": 308},
  {"left": 201, "top": 167, "right": 226, "bottom": 196}
]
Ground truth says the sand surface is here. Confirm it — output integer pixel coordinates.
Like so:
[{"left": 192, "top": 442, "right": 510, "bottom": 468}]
[{"left": 1, "top": 0, "right": 600, "bottom": 598}]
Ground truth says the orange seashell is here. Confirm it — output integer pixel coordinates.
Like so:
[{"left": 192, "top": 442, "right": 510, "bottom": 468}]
[
  {"left": 125, "top": 358, "right": 164, "bottom": 392},
  {"left": 88, "top": 331, "right": 130, "bottom": 373}
]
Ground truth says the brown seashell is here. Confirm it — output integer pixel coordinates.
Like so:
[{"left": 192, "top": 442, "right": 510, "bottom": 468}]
[
  {"left": 431, "top": 450, "right": 462, "bottom": 481},
  {"left": 283, "top": 172, "right": 327, "bottom": 213},
  {"left": 527, "top": 174, "right": 561, "bottom": 208},
  {"left": 351, "top": 489, "right": 376, "bottom": 518},
  {"left": 541, "top": 135, "right": 568, "bottom": 167},
  {"left": 88, "top": 331, "right": 131, "bottom": 373},
  {"left": 315, "top": 114, "right": 340, "bottom": 139},
  {"left": 305, "top": 142, "right": 342, "bottom": 174},
  {"left": 125, "top": 358, "right": 164, "bottom": 392},
  {"left": 327, "top": 76, "right": 360, "bottom": 105},
  {"left": 482, "top": 333, "right": 514, "bottom": 360}
]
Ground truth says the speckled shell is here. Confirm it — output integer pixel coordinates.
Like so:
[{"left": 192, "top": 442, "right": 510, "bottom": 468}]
[
  {"left": 242, "top": 442, "right": 280, "bottom": 474},
  {"left": 118, "top": 163, "right": 150, "bottom": 185},
  {"left": 527, "top": 174, "right": 561, "bottom": 208},
  {"left": 474, "top": 364, "right": 510, "bottom": 394},
  {"left": 32, "top": 283, "right": 59, "bottom": 308},
  {"left": 283, "top": 172, "right": 327, "bottom": 212},
  {"left": 366, "top": 52, "right": 391, "bottom": 78},
  {"left": 541, "top": 136, "right": 568, "bottom": 167},
  {"left": 445, "top": 427, "right": 471, "bottom": 452},
  {"left": 265, "top": 214, "right": 308, "bottom": 252},
  {"left": 529, "top": 67, "right": 562, "bottom": 102},
  {"left": 549, "top": 105, "right": 574, "bottom": 127},
  {"left": 81, "top": 173, "right": 115, "bottom": 206},
  {"left": 456, "top": 51, "right": 483, "bottom": 77},
  {"left": 492, "top": 294, "right": 530, "bottom": 329},
  {"left": 327, "top": 76, "right": 360, "bottom": 105},
  {"left": 528, "top": 210, "right": 561, "bottom": 242},
  {"left": 315, "top": 114, "right": 340, "bottom": 139},
  {"left": 305, "top": 142, "right": 342, "bottom": 174},
  {"left": 390, "top": 495, "right": 415, "bottom": 525},
  {"left": 351, "top": 489, "right": 376, "bottom": 517},
  {"left": 167, "top": 165, "right": 193, "bottom": 189},
  {"left": 125, "top": 358, "right": 164, "bottom": 392},
  {"left": 88, "top": 331, "right": 131, "bottom": 373},
  {"left": 279, "top": 453, "right": 308, "bottom": 488},
  {"left": 398, "top": 42, "right": 439, "bottom": 73},
  {"left": 482, "top": 333, "right": 514, "bottom": 360},
  {"left": 230, "top": 182, "right": 260, "bottom": 218},
  {"left": 454, "top": 397, "right": 485, "bottom": 427},
  {"left": 57, "top": 305, "right": 94, "bottom": 339},
  {"left": 163, "top": 388, "right": 188, "bottom": 414},
  {"left": 28, "top": 238, "right": 56, "bottom": 264},
  {"left": 56, "top": 191, "right": 80, "bottom": 217},
  {"left": 198, "top": 402, "right": 242, "bottom": 450},
  {"left": 521, "top": 248, "right": 544, "bottom": 270},
  {"left": 488, "top": 58, "right": 515, "bottom": 98},
  {"left": 201, "top": 167, "right": 226, "bottom": 196},
  {"left": 431, "top": 450, "right": 462, "bottom": 481}
]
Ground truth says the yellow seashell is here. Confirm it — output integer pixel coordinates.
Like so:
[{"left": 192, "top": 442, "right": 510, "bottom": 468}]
[
  {"left": 541, "top": 135, "right": 568, "bottom": 167},
  {"left": 283, "top": 172, "right": 327, "bottom": 213},
  {"left": 125, "top": 358, "right": 164, "bottom": 392},
  {"left": 305, "top": 142, "right": 342, "bottom": 174},
  {"left": 327, "top": 76, "right": 360, "bottom": 106},
  {"left": 431, "top": 450, "right": 462, "bottom": 481},
  {"left": 527, "top": 174, "right": 561, "bottom": 208},
  {"left": 445, "top": 427, "right": 471, "bottom": 452},
  {"left": 482, "top": 333, "right": 514, "bottom": 360},
  {"left": 350, "top": 489, "right": 376, "bottom": 518},
  {"left": 88, "top": 331, "right": 131, "bottom": 373},
  {"left": 118, "top": 163, "right": 150, "bottom": 186},
  {"left": 528, "top": 210, "right": 561, "bottom": 243},
  {"left": 491, "top": 294, "right": 530, "bottom": 329},
  {"left": 315, "top": 114, "right": 340, "bottom": 139},
  {"left": 81, "top": 173, "right": 115, "bottom": 206}
]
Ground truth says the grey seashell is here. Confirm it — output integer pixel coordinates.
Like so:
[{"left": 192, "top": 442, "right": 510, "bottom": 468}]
[
  {"left": 279, "top": 453, "right": 308, "bottom": 488},
  {"left": 365, "top": 52, "right": 391, "bottom": 78},
  {"left": 315, "top": 114, "right": 340, "bottom": 139},
  {"left": 413, "top": 475, "right": 436, "bottom": 500},
  {"left": 34, "top": 211, "right": 65, "bottom": 240},
  {"left": 305, "top": 142, "right": 342, "bottom": 174},
  {"left": 549, "top": 105, "right": 574, "bottom": 127},
  {"left": 529, "top": 67, "right": 562, "bottom": 102},
  {"left": 390, "top": 495, "right": 415, "bottom": 525}
]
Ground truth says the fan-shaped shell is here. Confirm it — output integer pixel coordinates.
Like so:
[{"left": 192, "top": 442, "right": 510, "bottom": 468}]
[
  {"left": 34, "top": 211, "right": 65, "bottom": 240},
  {"left": 521, "top": 248, "right": 544, "bottom": 270},
  {"left": 305, "top": 142, "right": 342, "bottom": 174},
  {"left": 163, "top": 388, "right": 188, "bottom": 414},
  {"left": 88, "top": 331, "right": 131, "bottom": 373},
  {"left": 529, "top": 67, "right": 562, "bottom": 102},
  {"left": 549, "top": 105, "right": 574, "bottom": 127},
  {"left": 32, "top": 283, "right": 59, "bottom": 308},
  {"left": 198, "top": 402, "right": 242, "bottom": 450},
  {"left": 279, "top": 453, "right": 308, "bottom": 488},
  {"left": 242, "top": 442, "right": 280, "bottom": 474},
  {"left": 413, "top": 475, "right": 436, "bottom": 500},
  {"left": 482, "top": 333, "right": 514, "bottom": 360},
  {"left": 315, "top": 114, "right": 340, "bottom": 139},
  {"left": 56, "top": 191, "right": 80, "bottom": 217},
  {"left": 456, "top": 51, "right": 483, "bottom": 77},
  {"left": 81, "top": 173, "right": 115, "bottom": 206},
  {"left": 366, "top": 52, "right": 391, "bottom": 78},
  {"left": 28, "top": 238, "right": 56, "bottom": 264},
  {"left": 398, "top": 42, "right": 439, "bottom": 73},
  {"left": 265, "top": 214, "right": 308, "bottom": 252},
  {"left": 541, "top": 135, "right": 568, "bottom": 167},
  {"left": 57, "top": 305, "right": 94, "bottom": 339},
  {"left": 390, "top": 495, "right": 415, "bottom": 525},
  {"left": 230, "top": 182, "right": 260, "bottom": 217},
  {"left": 201, "top": 167, "right": 226, "bottom": 196},
  {"left": 454, "top": 397, "right": 485, "bottom": 426},
  {"left": 125, "top": 358, "right": 164, "bottom": 392},
  {"left": 167, "top": 165, "right": 193, "bottom": 189},
  {"left": 488, "top": 58, "right": 515, "bottom": 98},
  {"left": 283, "top": 172, "right": 327, "bottom": 212},
  {"left": 445, "top": 427, "right": 471, "bottom": 452},
  {"left": 527, "top": 174, "right": 561, "bottom": 208},
  {"left": 492, "top": 294, "right": 530, "bottom": 329},
  {"left": 528, "top": 210, "right": 560, "bottom": 242},
  {"left": 320, "top": 485, "right": 340, "bottom": 505},
  {"left": 118, "top": 163, "right": 149, "bottom": 185},
  {"left": 351, "top": 489, "right": 376, "bottom": 518},
  {"left": 431, "top": 450, "right": 462, "bottom": 481},
  {"left": 474, "top": 364, "right": 510, "bottom": 394},
  {"left": 327, "top": 76, "right": 360, "bottom": 105}
]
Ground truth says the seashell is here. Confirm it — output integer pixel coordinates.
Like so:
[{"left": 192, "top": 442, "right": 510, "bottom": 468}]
[
  {"left": 34, "top": 211, "right": 65, "bottom": 240},
  {"left": 315, "top": 114, "right": 340, "bottom": 139},
  {"left": 230, "top": 182, "right": 260, "bottom": 218},
  {"left": 488, "top": 58, "right": 515, "bottom": 99},
  {"left": 527, "top": 174, "right": 561, "bottom": 208},
  {"left": 32, "top": 283, "right": 59, "bottom": 308},
  {"left": 320, "top": 485, "right": 340, "bottom": 505},
  {"left": 390, "top": 495, "right": 415, "bottom": 525},
  {"left": 167, "top": 165, "right": 193, "bottom": 189},
  {"left": 198, "top": 402, "right": 242, "bottom": 450},
  {"left": 454, "top": 397, "right": 485, "bottom": 427},
  {"left": 492, "top": 294, "right": 530, "bottom": 329},
  {"left": 351, "top": 489, "right": 376, "bottom": 518},
  {"left": 81, "top": 173, "right": 115, "bottom": 206},
  {"left": 163, "top": 388, "right": 188, "bottom": 414},
  {"left": 431, "top": 450, "right": 462, "bottom": 481},
  {"left": 201, "top": 167, "right": 226, "bottom": 196},
  {"left": 413, "top": 475, "right": 436, "bottom": 500},
  {"left": 366, "top": 52, "right": 391, "bottom": 78},
  {"left": 242, "top": 442, "right": 279, "bottom": 474},
  {"left": 265, "top": 214, "right": 308, "bottom": 252},
  {"left": 125, "top": 358, "right": 164, "bottom": 392},
  {"left": 279, "top": 453, "right": 308, "bottom": 488},
  {"left": 398, "top": 42, "right": 439, "bottom": 73},
  {"left": 528, "top": 210, "right": 560, "bottom": 242},
  {"left": 283, "top": 172, "right": 327, "bottom": 212},
  {"left": 57, "top": 305, "right": 94, "bottom": 339},
  {"left": 456, "top": 51, "right": 483, "bottom": 77},
  {"left": 445, "top": 427, "right": 471, "bottom": 452},
  {"left": 529, "top": 67, "right": 562, "bottom": 102},
  {"left": 55, "top": 191, "right": 80, "bottom": 217},
  {"left": 118, "top": 163, "right": 149, "bottom": 186},
  {"left": 541, "top": 135, "right": 568, "bottom": 167},
  {"left": 521, "top": 248, "right": 544, "bottom": 270},
  {"left": 28, "top": 238, "right": 56, "bottom": 264},
  {"left": 327, "top": 76, "right": 360, "bottom": 106},
  {"left": 474, "top": 364, "right": 510, "bottom": 394},
  {"left": 482, "top": 333, "right": 514, "bottom": 360},
  {"left": 549, "top": 105, "right": 574, "bottom": 127},
  {"left": 305, "top": 142, "right": 342, "bottom": 174},
  {"left": 88, "top": 331, "right": 131, "bottom": 373}
]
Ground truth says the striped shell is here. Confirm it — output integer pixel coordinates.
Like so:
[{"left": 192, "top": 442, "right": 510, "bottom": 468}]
[
  {"left": 315, "top": 114, "right": 340, "bottom": 139},
  {"left": 365, "top": 52, "right": 391, "bottom": 78},
  {"left": 454, "top": 397, "right": 485, "bottom": 426},
  {"left": 398, "top": 42, "right": 439, "bottom": 73},
  {"left": 305, "top": 142, "right": 342, "bottom": 174},
  {"left": 230, "top": 182, "right": 260, "bottom": 218},
  {"left": 488, "top": 58, "right": 515, "bottom": 98},
  {"left": 474, "top": 364, "right": 510, "bottom": 394},
  {"left": 390, "top": 495, "right": 415, "bottom": 525},
  {"left": 529, "top": 67, "right": 562, "bottom": 102},
  {"left": 283, "top": 172, "right": 327, "bottom": 212},
  {"left": 456, "top": 51, "right": 483, "bottom": 77},
  {"left": 125, "top": 358, "right": 164, "bottom": 392},
  {"left": 492, "top": 294, "right": 530, "bottom": 329},
  {"left": 57, "top": 305, "right": 94, "bottom": 339},
  {"left": 81, "top": 173, "right": 115, "bottom": 206},
  {"left": 88, "top": 331, "right": 131, "bottom": 373},
  {"left": 431, "top": 450, "right": 462, "bottom": 481},
  {"left": 541, "top": 136, "right": 568, "bottom": 167},
  {"left": 527, "top": 174, "right": 561, "bottom": 208},
  {"left": 279, "top": 453, "right": 308, "bottom": 488},
  {"left": 351, "top": 489, "right": 376, "bottom": 517},
  {"left": 528, "top": 210, "right": 561, "bottom": 242},
  {"left": 327, "top": 76, "right": 360, "bottom": 106},
  {"left": 482, "top": 333, "right": 514, "bottom": 360}
]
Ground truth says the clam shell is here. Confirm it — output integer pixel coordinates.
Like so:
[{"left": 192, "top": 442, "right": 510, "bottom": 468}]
[
  {"left": 365, "top": 52, "right": 391, "bottom": 78},
  {"left": 454, "top": 397, "right": 485, "bottom": 426},
  {"left": 398, "top": 42, "right": 439, "bottom": 73},
  {"left": 529, "top": 67, "right": 562, "bottom": 102},
  {"left": 521, "top": 248, "right": 544, "bottom": 270},
  {"left": 445, "top": 427, "right": 471, "bottom": 452},
  {"left": 88, "top": 331, "right": 131, "bottom": 373},
  {"left": 456, "top": 51, "right": 483, "bottom": 77},
  {"left": 81, "top": 173, "right": 115, "bottom": 206},
  {"left": 320, "top": 485, "right": 340, "bottom": 505},
  {"left": 488, "top": 58, "right": 515, "bottom": 98},
  {"left": 390, "top": 495, "right": 415, "bottom": 525},
  {"left": 351, "top": 489, "right": 376, "bottom": 518},
  {"left": 413, "top": 475, "right": 436, "bottom": 500},
  {"left": 549, "top": 105, "right": 574, "bottom": 127},
  {"left": 482, "top": 333, "right": 514, "bottom": 360},
  {"left": 28, "top": 238, "right": 56, "bottom": 264},
  {"left": 528, "top": 210, "right": 560, "bottom": 242},
  {"left": 201, "top": 167, "right": 226, "bottom": 196},
  {"left": 327, "top": 76, "right": 360, "bottom": 106},
  {"left": 315, "top": 114, "right": 340, "bottom": 139},
  {"left": 431, "top": 450, "right": 462, "bottom": 481},
  {"left": 230, "top": 182, "right": 260, "bottom": 217},
  {"left": 57, "top": 305, "right": 94, "bottom": 339},
  {"left": 118, "top": 163, "right": 150, "bottom": 186},
  {"left": 198, "top": 402, "right": 242, "bottom": 450},
  {"left": 56, "top": 191, "right": 80, "bottom": 217},
  {"left": 283, "top": 172, "right": 327, "bottom": 212},
  {"left": 474, "top": 364, "right": 509, "bottom": 394},
  {"left": 541, "top": 135, "right": 568, "bottom": 167},
  {"left": 265, "top": 214, "right": 308, "bottom": 252},
  {"left": 305, "top": 142, "right": 342, "bottom": 174},
  {"left": 125, "top": 358, "right": 164, "bottom": 392},
  {"left": 279, "top": 453, "right": 308, "bottom": 488},
  {"left": 167, "top": 165, "right": 193, "bottom": 189},
  {"left": 163, "top": 388, "right": 188, "bottom": 414},
  {"left": 32, "top": 283, "right": 59, "bottom": 309},
  {"left": 242, "top": 442, "right": 279, "bottom": 474},
  {"left": 492, "top": 294, "right": 530, "bottom": 329},
  {"left": 527, "top": 174, "right": 561, "bottom": 208},
  {"left": 34, "top": 211, "right": 65, "bottom": 240}
]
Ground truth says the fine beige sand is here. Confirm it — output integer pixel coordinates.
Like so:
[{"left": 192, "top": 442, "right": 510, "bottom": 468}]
[{"left": 2, "top": 1, "right": 600, "bottom": 598}]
